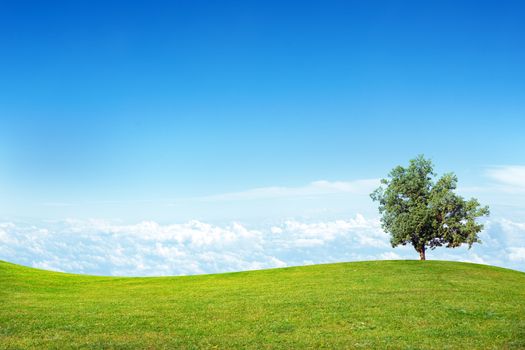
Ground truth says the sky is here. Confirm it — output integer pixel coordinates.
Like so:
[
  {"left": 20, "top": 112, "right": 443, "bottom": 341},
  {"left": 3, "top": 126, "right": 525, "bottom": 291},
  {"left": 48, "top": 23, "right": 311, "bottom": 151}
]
[{"left": 0, "top": 0, "right": 524, "bottom": 275}]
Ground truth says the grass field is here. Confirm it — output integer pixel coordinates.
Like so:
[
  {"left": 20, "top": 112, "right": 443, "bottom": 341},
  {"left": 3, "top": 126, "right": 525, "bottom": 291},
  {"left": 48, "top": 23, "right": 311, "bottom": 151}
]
[{"left": 1, "top": 260, "right": 524, "bottom": 349}]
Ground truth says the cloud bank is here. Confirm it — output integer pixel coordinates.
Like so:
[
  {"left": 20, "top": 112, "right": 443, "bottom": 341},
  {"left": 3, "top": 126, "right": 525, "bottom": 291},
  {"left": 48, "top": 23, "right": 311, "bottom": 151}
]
[{"left": 1, "top": 214, "right": 523, "bottom": 276}]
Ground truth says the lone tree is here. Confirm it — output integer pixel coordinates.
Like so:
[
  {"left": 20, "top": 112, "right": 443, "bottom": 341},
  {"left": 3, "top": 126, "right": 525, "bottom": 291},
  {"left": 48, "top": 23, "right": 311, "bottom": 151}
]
[{"left": 371, "top": 155, "right": 489, "bottom": 260}]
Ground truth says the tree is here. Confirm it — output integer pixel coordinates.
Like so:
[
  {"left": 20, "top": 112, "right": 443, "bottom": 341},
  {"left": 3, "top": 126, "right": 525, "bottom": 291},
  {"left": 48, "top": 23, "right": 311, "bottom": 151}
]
[{"left": 370, "top": 155, "right": 489, "bottom": 260}]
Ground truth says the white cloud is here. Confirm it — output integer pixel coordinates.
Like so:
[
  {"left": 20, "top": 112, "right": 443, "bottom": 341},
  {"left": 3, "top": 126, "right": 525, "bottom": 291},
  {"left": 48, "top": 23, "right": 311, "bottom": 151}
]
[
  {"left": 32, "top": 260, "right": 65, "bottom": 272},
  {"left": 275, "top": 214, "right": 389, "bottom": 248},
  {"left": 294, "top": 238, "right": 325, "bottom": 247},
  {"left": 508, "top": 247, "right": 525, "bottom": 262},
  {"left": 378, "top": 252, "right": 402, "bottom": 260},
  {"left": 486, "top": 166, "right": 525, "bottom": 192},
  {"left": 1, "top": 214, "right": 524, "bottom": 276},
  {"left": 270, "top": 226, "right": 283, "bottom": 234},
  {"left": 498, "top": 219, "right": 525, "bottom": 246},
  {"left": 0, "top": 219, "right": 271, "bottom": 276},
  {"left": 460, "top": 253, "right": 488, "bottom": 265},
  {"left": 0, "top": 214, "right": 389, "bottom": 276},
  {"left": 198, "top": 179, "right": 380, "bottom": 201}
]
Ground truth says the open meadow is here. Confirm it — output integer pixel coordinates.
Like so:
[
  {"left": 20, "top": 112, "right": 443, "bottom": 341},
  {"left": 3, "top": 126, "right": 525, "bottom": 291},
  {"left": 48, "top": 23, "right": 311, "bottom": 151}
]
[{"left": 1, "top": 260, "right": 524, "bottom": 349}]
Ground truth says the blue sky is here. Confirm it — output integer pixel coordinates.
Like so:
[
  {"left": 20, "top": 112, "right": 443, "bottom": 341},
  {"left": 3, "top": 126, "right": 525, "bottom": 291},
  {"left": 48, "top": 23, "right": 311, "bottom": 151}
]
[{"left": 0, "top": 1, "right": 524, "bottom": 274}]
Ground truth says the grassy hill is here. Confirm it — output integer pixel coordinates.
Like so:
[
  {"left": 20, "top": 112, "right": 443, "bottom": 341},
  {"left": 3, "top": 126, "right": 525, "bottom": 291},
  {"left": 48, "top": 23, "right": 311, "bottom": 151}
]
[{"left": 1, "top": 260, "right": 524, "bottom": 349}]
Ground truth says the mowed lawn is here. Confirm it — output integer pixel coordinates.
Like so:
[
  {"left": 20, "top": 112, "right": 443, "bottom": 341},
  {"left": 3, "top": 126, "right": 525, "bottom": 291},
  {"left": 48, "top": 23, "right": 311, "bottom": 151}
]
[{"left": 1, "top": 260, "right": 524, "bottom": 349}]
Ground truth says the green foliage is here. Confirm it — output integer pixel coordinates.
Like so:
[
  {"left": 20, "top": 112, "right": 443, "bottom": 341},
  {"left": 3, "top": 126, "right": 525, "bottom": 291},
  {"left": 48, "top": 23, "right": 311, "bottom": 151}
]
[
  {"left": 1, "top": 260, "right": 524, "bottom": 349},
  {"left": 371, "top": 155, "right": 489, "bottom": 259}
]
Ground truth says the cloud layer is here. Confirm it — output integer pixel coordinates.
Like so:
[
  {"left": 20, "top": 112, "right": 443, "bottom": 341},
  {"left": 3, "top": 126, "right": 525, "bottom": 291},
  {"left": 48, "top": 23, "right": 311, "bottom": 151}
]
[{"left": 1, "top": 214, "right": 524, "bottom": 276}]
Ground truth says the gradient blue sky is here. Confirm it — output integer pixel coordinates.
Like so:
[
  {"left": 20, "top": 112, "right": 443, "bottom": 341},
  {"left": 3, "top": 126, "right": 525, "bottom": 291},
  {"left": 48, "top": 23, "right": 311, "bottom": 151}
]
[{"left": 1, "top": 1, "right": 524, "bottom": 274}]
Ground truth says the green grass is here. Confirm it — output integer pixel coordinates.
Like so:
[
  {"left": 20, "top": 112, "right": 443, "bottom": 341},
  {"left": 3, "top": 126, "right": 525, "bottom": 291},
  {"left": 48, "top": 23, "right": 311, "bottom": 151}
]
[{"left": 1, "top": 260, "right": 524, "bottom": 349}]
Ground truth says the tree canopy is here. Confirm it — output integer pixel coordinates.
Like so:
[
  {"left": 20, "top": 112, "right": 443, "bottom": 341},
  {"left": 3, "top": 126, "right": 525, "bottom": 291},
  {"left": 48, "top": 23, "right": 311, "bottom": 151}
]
[{"left": 371, "top": 155, "right": 489, "bottom": 260}]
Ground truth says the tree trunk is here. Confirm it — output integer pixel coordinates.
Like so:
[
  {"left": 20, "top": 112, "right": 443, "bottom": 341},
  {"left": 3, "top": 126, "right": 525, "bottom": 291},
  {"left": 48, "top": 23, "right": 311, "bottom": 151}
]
[{"left": 419, "top": 247, "right": 426, "bottom": 260}]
